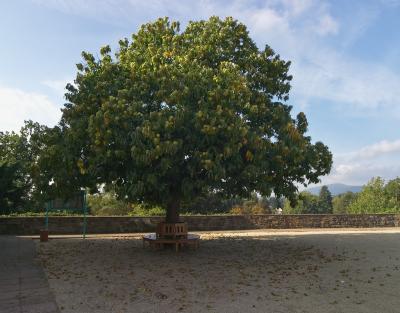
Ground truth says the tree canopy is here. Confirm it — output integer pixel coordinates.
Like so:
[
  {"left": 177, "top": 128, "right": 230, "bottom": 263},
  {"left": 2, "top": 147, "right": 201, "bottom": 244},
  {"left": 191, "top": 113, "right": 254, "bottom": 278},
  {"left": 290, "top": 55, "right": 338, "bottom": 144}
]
[
  {"left": 0, "top": 161, "right": 27, "bottom": 214},
  {"left": 0, "top": 121, "right": 55, "bottom": 213},
  {"left": 332, "top": 191, "right": 358, "bottom": 213},
  {"left": 283, "top": 186, "right": 333, "bottom": 214},
  {"left": 318, "top": 185, "right": 333, "bottom": 213},
  {"left": 49, "top": 17, "right": 332, "bottom": 222},
  {"left": 347, "top": 177, "right": 400, "bottom": 213}
]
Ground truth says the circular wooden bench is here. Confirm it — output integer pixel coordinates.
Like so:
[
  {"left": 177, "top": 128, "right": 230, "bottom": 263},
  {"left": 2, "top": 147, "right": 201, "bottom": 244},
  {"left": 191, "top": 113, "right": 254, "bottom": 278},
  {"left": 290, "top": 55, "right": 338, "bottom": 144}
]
[{"left": 142, "top": 233, "right": 200, "bottom": 252}]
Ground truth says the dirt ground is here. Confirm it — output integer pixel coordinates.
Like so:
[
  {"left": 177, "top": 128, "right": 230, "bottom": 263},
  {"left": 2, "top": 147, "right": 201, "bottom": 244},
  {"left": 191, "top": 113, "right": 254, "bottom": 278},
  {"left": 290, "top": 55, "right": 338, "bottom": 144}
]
[{"left": 35, "top": 229, "right": 400, "bottom": 313}]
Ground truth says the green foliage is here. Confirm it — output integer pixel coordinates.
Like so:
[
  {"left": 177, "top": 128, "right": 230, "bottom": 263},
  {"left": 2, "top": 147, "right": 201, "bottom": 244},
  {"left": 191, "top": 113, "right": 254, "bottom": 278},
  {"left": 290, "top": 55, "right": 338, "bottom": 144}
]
[
  {"left": 347, "top": 177, "right": 400, "bottom": 213},
  {"left": 88, "top": 191, "right": 267, "bottom": 216},
  {"left": 318, "top": 185, "right": 333, "bottom": 213},
  {"left": 268, "top": 196, "right": 284, "bottom": 210},
  {"left": 0, "top": 130, "right": 30, "bottom": 212},
  {"left": 0, "top": 161, "right": 27, "bottom": 214},
  {"left": 87, "top": 192, "right": 166, "bottom": 216},
  {"left": 229, "top": 204, "right": 268, "bottom": 215},
  {"left": 229, "top": 193, "right": 271, "bottom": 214},
  {"left": 181, "top": 193, "right": 242, "bottom": 214},
  {"left": 283, "top": 191, "right": 317, "bottom": 214},
  {"left": 283, "top": 198, "right": 297, "bottom": 214},
  {"left": 129, "top": 204, "right": 166, "bottom": 216},
  {"left": 87, "top": 192, "right": 131, "bottom": 216},
  {"left": 0, "top": 125, "right": 41, "bottom": 213},
  {"left": 347, "top": 177, "right": 386, "bottom": 213},
  {"left": 0, "top": 121, "right": 67, "bottom": 213},
  {"left": 283, "top": 188, "right": 333, "bottom": 214},
  {"left": 1, "top": 210, "right": 83, "bottom": 217},
  {"left": 384, "top": 178, "right": 400, "bottom": 209},
  {"left": 332, "top": 192, "right": 358, "bottom": 213},
  {"left": 55, "top": 16, "right": 331, "bottom": 221},
  {"left": 31, "top": 124, "right": 91, "bottom": 201},
  {"left": 298, "top": 191, "right": 318, "bottom": 213}
]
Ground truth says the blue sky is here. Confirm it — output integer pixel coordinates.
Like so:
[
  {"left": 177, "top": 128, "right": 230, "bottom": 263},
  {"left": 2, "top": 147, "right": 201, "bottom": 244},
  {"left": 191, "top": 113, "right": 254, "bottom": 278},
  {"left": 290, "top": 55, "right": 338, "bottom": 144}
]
[{"left": 1, "top": 0, "right": 399, "bottom": 187}]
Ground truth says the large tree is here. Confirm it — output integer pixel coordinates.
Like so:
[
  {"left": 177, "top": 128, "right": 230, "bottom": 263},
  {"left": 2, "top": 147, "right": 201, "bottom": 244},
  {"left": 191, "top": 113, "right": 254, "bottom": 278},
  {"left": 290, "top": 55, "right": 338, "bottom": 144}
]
[{"left": 58, "top": 17, "right": 332, "bottom": 222}]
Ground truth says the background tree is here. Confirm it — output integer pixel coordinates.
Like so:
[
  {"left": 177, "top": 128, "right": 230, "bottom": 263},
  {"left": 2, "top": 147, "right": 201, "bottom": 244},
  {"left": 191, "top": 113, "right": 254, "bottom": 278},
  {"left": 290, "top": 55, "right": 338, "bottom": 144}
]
[
  {"left": 30, "top": 124, "right": 91, "bottom": 202},
  {"left": 348, "top": 177, "right": 400, "bottom": 213},
  {"left": 0, "top": 121, "right": 72, "bottom": 213},
  {"left": 318, "top": 185, "right": 333, "bottom": 213},
  {"left": 56, "top": 17, "right": 332, "bottom": 222},
  {"left": 384, "top": 178, "right": 400, "bottom": 210},
  {"left": 283, "top": 191, "right": 319, "bottom": 214},
  {"left": 347, "top": 177, "right": 387, "bottom": 213},
  {"left": 0, "top": 127, "right": 33, "bottom": 213},
  {"left": 268, "top": 196, "right": 285, "bottom": 211},
  {"left": 181, "top": 193, "right": 242, "bottom": 215},
  {"left": 0, "top": 129, "right": 31, "bottom": 189},
  {"left": 0, "top": 161, "right": 27, "bottom": 214},
  {"left": 231, "top": 192, "right": 271, "bottom": 214},
  {"left": 332, "top": 191, "right": 358, "bottom": 213}
]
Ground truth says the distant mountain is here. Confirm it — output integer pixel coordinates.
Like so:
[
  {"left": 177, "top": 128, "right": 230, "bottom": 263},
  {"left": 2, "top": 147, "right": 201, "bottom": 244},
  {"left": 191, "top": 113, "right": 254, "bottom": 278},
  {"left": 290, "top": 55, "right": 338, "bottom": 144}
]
[{"left": 307, "top": 183, "right": 363, "bottom": 196}]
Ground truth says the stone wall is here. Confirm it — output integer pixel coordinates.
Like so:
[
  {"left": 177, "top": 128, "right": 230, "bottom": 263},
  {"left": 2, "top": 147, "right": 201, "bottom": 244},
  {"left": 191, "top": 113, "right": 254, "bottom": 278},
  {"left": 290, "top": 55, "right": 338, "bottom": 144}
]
[{"left": 1, "top": 214, "right": 399, "bottom": 235}]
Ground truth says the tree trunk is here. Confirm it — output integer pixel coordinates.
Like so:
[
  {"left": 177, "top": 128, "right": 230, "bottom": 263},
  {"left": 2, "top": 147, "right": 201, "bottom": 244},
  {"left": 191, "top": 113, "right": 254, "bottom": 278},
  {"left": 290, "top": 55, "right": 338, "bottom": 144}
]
[{"left": 166, "top": 197, "right": 180, "bottom": 223}]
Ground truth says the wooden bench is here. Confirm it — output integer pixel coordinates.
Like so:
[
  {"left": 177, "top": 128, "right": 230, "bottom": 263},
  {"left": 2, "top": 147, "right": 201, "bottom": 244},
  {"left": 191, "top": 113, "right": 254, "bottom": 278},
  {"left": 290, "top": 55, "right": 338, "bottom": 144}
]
[
  {"left": 143, "top": 222, "right": 199, "bottom": 252},
  {"left": 143, "top": 233, "right": 200, "bottom": 252},
  {"left": 156, "top": 222, "right": 188, "bottom": 239}
]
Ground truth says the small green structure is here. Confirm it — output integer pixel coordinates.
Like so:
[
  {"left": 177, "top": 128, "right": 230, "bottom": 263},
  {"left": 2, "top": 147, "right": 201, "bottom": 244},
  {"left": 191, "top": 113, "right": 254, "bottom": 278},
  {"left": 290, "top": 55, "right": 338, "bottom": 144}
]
[{"left": 45, "top": 191, "right": 88, "bottom": 239}]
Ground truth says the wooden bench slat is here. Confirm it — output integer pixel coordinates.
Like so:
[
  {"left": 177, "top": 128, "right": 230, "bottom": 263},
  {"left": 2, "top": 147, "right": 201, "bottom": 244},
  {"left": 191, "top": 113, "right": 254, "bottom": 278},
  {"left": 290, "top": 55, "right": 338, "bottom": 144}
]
[{"left": 143, "top": 233, "right": 200, "bottom": 251}]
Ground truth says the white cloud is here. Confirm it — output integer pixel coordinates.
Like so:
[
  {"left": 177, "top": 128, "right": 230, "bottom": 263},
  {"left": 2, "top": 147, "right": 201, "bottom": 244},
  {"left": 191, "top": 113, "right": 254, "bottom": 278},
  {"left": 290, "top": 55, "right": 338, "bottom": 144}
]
[
  {"left": 316, "top": 14, "right": 339, "bottom": 35},
  {"left": 321, "top": 162, "right": 400, "bottom": 186},
  {"left": 290, "top": 45, "right": 400, "bottom": 112},
  {"left": 32, "top": 0, "right": 400, "bottom": 115},
  {"left": 319, "top": 139, "right": 400, "bottom": 185},
  {"left": 246, "top": 7, "right": 289, "bottom": 35},
  {"left": 280, "top": 0, "right": 315, "bottom": 17},
  {"left": 349, "top": 140, "right": 400, "bottom": 159},
  {"left": 42, "top": 79, "right": 70, "bottom": 96},
  {"left": 0, "top": 86, "right": 61, "bottom": 132},
  {"left": 31, "top": 0, "right": 336, "bottom": 37}
]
